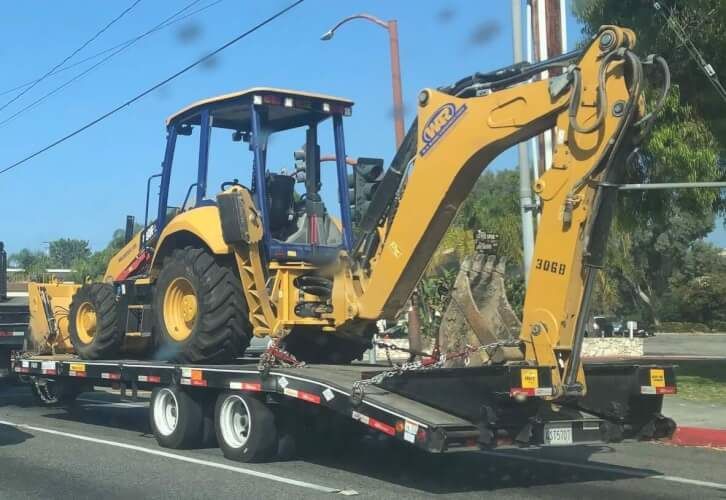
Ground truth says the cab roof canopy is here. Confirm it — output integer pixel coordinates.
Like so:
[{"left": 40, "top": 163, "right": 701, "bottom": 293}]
[{"left": 166, "top": 87, "right": 354, "bottom": 132}]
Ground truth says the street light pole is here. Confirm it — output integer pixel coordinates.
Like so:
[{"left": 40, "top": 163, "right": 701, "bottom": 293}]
[
  {"left": 387, "top": 20, "right": 405, "bottom": 147},
  {"left": 321, "top": 13, "right": 405, "bottom": 147}
]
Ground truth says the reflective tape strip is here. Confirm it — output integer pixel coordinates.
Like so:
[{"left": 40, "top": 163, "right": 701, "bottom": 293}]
[
  {"left": 101, "top": 373, "right": 121, "bottom": 380},
  {"left": 230, "top": 381, "right": 262, "bottom": 392},
  {"left": 510, "top": 387, "right": 553, "bottom": 397},
  {"left": 69, "top": 371, "right": 87, "bottom": 378},
  {"left": 181, "top": 378, "right": 207, "bottom": 387},
  {"left": 283, "top": 387, "right": 320, "bottom": 404},
  {"left": 41, "top": 369, "right": 57, "bottom": 375},
  {"left": 352, "top": 411, "right": 395, "bottom": 436},
  {"left": 641, "top": 386, "right": 657, "bottom": 394},
  {"left": 138, "top": 375, "right": 161, "bottom": 383}
]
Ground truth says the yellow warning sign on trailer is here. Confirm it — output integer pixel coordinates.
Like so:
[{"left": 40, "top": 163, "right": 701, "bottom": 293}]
[
  {"left": 521, "top": 369, "right": 539, "bottom": 389},
  {"left": 650, "top": 369, "right": 665, "bottom": 388}
]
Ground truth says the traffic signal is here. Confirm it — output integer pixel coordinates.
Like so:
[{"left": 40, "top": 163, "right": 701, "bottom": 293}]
[{"left": 349, "top": 157, "right": 384, "bottom": 232}]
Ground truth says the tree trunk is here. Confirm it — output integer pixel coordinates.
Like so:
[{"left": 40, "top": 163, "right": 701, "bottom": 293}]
[{"left": 438, "top": 252, "right": 521, "bottom": 368}]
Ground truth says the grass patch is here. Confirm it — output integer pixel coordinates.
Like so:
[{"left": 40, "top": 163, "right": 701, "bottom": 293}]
[{"left": 675, "top": 360, "right": 726, "bottom": 404}]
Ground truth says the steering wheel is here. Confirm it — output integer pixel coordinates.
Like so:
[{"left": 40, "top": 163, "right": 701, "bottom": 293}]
[{"left": 220, "top": 178, "right": 241, "bottom": 191}]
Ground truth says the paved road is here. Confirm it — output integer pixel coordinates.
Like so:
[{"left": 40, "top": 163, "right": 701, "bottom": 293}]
[
  {"left": 644, "top": 333, "right": 726, "bottom": 357},
  {"left": 1, "top": 384, "right": 725, "bottom": 499}
]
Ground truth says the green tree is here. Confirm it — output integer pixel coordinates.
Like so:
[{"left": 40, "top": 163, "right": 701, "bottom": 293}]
[
  {"left": 48, "top": 238, "right": 91, "bottom": 268},
  {"left": 573, "top": 0, "right": 726, "bottom": 143},
  {"left": 661, "top": 241, "right": 726, "bottom": 323},
  {"left": 575, "top": 2, "right": 724, "bottom": 323}
]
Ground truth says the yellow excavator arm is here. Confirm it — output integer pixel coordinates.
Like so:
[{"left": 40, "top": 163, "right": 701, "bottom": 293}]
[{"left": 352, "top": 26, "right": 667, "bottom": 396}]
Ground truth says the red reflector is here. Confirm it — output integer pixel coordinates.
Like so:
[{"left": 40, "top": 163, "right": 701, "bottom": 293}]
[
  {"left": 262, "top": 95, "right": 282, "bottom": 105},
  {"left": 657, "top": 386, "right": 677, "bottom": 395},
  {"left": 190, "top": 379, "right": 208, "bottom": 387},
  {"left": 369, "top": 418, "right": 396, "bottom": 436},
  {"left": 298, "top": 391, "right": 320, "bottom": 404},
  {"left": 42, "top": 369, "right": 57, "bottom": 376},
  {"left": 0, "top": 331, "right": 11, "bottom": 336},
  {"left": 510, "top": 388, "right": 535, "bottom": 397},
  {"left": 416, "top": 429, "right": 427, "bottom": 442},
  {"left": 148, "top": 375, "right": 161, "bottom": 383}
]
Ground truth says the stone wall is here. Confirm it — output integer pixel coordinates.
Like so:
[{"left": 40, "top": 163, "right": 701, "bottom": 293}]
[
  {"left": 582, "top": 337, "right": 644, "bottom": 358},
  {"left": 366, "top": 337, "right": 644, "bottom": 362}
]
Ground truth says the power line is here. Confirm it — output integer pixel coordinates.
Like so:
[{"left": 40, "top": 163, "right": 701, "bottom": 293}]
[
  {"left": 0, "top": 0, "right": 305, "bottom": 176},
  {"left": 0, "top": 0, "right": 224, "bottom": 98},
  {"left": 653, "top": 1, "right": 726, "bottom": 104},
  {"left": 0, "top": 0, "right": 218, "bottom": 128},
  {"left": 0, "top": 0, "right": 143, "bottom": 115}
]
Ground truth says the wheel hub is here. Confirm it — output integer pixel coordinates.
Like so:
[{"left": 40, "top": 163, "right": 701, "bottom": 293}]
[
  {"left": 75, "top": 301, "right": 97, "bottom": 344},
  {"left": 153, "top": 388, "right": 179, "bottom": 436},
  {"left": 220, "top": 395, "right": 251, "bottom": 448},
  {"left": 163, "top": 277, "right": 198, "bottom": 341}
]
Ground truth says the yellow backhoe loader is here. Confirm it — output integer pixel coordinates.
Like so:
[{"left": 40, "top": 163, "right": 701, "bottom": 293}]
[{"left": 30, "top": 26, "right": 669, "bottom": 398}]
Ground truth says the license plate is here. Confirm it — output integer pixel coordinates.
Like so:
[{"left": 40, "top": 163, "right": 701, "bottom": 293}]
[{"left": 544, "top": 424, "right": 573, "bottom": 445}]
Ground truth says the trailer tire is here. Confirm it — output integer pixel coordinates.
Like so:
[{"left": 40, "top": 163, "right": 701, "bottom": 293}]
[
  {"left": 215, "top": 391, "right": 277, "bottom": 462},
  {"left": 150, "top": 386, "right": 203, "bottom": 449},
  {"left": 30, "top": 378, "right": 85, "bottom": 406},
  {"left": 153, "top": 246, "right": 250, "bottom": 363},
  {"left": 69, "top": 283, "right": 123, "bottom": 359}
]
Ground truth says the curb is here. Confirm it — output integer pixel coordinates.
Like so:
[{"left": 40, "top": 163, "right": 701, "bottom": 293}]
[{"left": 665, "top": 427, "right": 726, "bottom": 449}]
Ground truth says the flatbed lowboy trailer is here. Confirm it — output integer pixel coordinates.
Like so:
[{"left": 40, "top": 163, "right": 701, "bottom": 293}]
[{"left": 12, "top": 354, "right": 677, "bottom": 461}]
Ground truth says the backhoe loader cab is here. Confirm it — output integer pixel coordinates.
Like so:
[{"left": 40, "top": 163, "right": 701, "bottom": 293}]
[
  {"left": 152, "top": 88, "right": 356, "bottom": 261},
  {"left": 60, "top": 88, "right": 371, "bottom": 364}
]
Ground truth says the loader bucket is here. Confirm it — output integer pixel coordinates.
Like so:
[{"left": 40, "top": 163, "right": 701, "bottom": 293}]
[{"left": 28, "top": 282, "right": 80, "bottom": 354}]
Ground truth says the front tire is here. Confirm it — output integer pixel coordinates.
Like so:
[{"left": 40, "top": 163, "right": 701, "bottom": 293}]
[
  {"left": 215, "top": 391, "right": 277, "bottom": 462},
  {"left": 153, "top": 246, "right": 250, "bottom": 363},
  {"left": 68, "top": 283, "right": 123, "bottom": 359}
]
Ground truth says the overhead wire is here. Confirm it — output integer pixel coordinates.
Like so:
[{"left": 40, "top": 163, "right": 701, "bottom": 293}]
[
  {"left": 0, "top": 0, "right": 143, "bottom": 115},
  {"left": 653, "top": 1, "right": 726, "bottom": 104},
  {"left": 0, "top": 0, "right": 219, "bottom": 128},
  {"left": 0, "top": 0, "right": 224, "bottom": 98},
  {"left": 0, "top": 0, "right": 305, "bottom": 176}
]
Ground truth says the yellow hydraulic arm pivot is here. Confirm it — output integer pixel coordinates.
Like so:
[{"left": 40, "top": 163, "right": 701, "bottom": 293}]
[{"left": 354, "top": 26, "right": 666, "bottom": 396}]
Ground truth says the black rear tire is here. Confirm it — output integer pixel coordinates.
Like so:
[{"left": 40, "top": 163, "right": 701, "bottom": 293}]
[
  {"left": 149, "top": 386, "right": 203, "bottom": 449},
  {"left": 281, "top": 326, "right": 373, "bottom": 364},
  {"left": 215, "top": 391, "right": 277, "bottom": 462},
  {"left": 68, "top": 283, "right": 123, "bottom": 359},
  {"left": 153, "top": 246, "right": 250, "bottom": 363}
]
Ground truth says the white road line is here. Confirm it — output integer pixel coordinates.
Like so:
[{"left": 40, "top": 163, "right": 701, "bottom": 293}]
[
  {"left": 0, "top": 419, "right": 352, "bottom": 495},
  {"left": 479, "top": 450, "right": 726, "bottom": 491}
]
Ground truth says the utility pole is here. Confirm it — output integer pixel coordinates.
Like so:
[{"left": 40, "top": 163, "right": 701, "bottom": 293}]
[{"left": 512, "top": 0, "right": 535, "bottom": 281}]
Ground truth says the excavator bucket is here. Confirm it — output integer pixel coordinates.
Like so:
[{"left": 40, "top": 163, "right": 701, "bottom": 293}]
[
  {"left": 27, "top": 282, "right": 80, "bottom": 354},
  {"left": 438, "top": 232, "right": 523, "bottom": 367}
]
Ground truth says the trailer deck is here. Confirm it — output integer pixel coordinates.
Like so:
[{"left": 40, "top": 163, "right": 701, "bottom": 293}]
[{"left": 13, "top": 353, "right": 678, "bottom": 456}]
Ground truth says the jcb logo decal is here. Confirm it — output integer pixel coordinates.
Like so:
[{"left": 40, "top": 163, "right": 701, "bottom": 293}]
[{"left": 420, "top": 103, "right": 467, "bottom": 156}]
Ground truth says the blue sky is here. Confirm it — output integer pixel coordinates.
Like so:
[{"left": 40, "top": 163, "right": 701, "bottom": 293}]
[{"left": 1, "top": 1, "right": 723, "bottom": 253}]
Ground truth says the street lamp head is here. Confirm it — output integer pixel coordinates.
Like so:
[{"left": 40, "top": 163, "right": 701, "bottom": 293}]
[{"left": 320, "top": 30, "right": 334, "bottom": 41}]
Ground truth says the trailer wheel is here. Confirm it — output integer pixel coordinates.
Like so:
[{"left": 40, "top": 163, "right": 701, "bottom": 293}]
[
  {"left": 153, "top": 247, "right": 250, "bottom": 363},
  {"left": 68, "top": 283, "right": 123, "bottom": 359},
  {"left": 149, "top": 386, "right": 203, "bottom": 449},
  {"left": 215, "top": 392, "right": 277, "bottom": 462}
]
